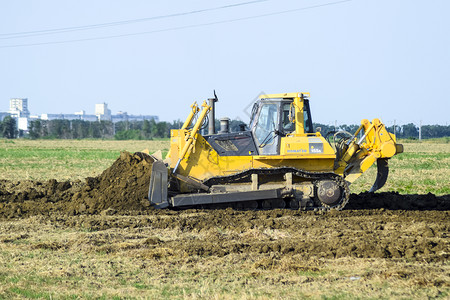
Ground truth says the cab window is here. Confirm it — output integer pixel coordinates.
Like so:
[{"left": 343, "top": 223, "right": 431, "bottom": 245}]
[
  {"left": 254, "top": 103, "right": 278, "bottom": 144},
  {"left": 282, "top": 103, "right": 294, "bottom": 133}
]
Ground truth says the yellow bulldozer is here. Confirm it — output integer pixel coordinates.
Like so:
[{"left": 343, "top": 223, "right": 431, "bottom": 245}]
[{"left": 148, "top": 92, "right": 403, "bottom": 210}]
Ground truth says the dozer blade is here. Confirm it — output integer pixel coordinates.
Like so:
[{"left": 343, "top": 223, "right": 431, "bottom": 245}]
[
  {"left": 369, "top": 158, "right": 389, "bottom": 193},
  {"left": 148, "top": 160, "right": 169, "bottom": 208}
]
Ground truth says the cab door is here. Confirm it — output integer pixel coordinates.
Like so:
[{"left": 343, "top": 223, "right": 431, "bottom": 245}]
[{"left": 252, "top": 102, "right": 280, "bottom": 155}]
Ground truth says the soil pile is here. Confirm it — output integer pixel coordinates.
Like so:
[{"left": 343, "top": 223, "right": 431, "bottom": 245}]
[
  {"left": 71, "top": 151, "right": 153, "bottom": 213},
  {"left": 0, "top": 151, "right": 153, "bottom": 218}
]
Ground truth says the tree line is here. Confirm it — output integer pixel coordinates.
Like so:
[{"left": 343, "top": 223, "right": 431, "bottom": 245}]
[
  {"left": 0, "top": 116, "right": 18, "bottom": 138},
  {"left": 314, "top": 123, "right": 450, "bottom": 140},
  {"left": 26, "top": 118, "right": 247, "bottom": 140},
  {"left": 25, "top": 119, "right": 179, "bottom": 140},
  {"left": 0, "top": 117, "right": 449, "bottom": 139}
]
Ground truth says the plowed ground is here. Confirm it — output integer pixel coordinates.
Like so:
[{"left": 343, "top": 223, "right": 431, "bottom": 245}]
[{"left": 0, "top": 151, "right": 449, "bottom": 298}]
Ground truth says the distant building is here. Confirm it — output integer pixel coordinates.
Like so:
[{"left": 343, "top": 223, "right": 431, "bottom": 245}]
[
  {"left": 74, "top": 110, "right": 98, "bottom": 122},
  {"left": 17, "top": 117, "right": 29, "bottom": 132},
  {"left": 95, "top": 103, "right": 111, "bottom": 121},
  {"left": 128, "top": 115, "right": 159, "bottom": 122},
  {"left": 6, "top": 98, "right": 30, "bottom": 132},
  {"left": 111, "top": 111, "right": 128, "bottom": 123},
  {"left": 9, "top": 98, "right": 30, "bottom": 118},
  {"left": 40, "top": 113, "right": 97, "bottom": 122},
  {"left": 112, "top": 111, "right": 158, "bottom": 123},
  {"left": 2, "top": 98, "right": 160, "bottom": 137}
]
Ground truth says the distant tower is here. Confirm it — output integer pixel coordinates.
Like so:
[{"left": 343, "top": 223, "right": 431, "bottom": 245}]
[
  {"left": 95, "top": 103, "right": 111, "bottom": 121},
  {"left": 9, "top": 98, "right": 30, "bottom": 118}
]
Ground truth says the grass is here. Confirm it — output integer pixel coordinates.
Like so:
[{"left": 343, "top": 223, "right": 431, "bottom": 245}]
[
  {"left": 350, "top": 139, "right": 450, "bottom": 195},
  {"left": 0, "top": 139, "right": 169, "bottom": 181}
]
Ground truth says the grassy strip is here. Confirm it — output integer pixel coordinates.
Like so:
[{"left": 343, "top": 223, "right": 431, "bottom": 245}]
[
  {"left": 399, "top": 137, "right": 450, "bottom": 144},
  {"left": 346, "top": 142, "right": 450, "bottom": 195},
  {"left": 0, "top": 139, "right": 169, "bottom": 181}
]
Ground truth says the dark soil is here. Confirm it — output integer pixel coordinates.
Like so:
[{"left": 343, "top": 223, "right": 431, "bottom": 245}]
[
  {"left": 348, "top": 192, "right": 450, "bottom": 210},
  {"left": 0, "top": 151, "right": 153, "bottom": 218}
]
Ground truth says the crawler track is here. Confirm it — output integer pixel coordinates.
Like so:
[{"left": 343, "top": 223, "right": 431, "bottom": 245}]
[{"left": 201, "top": 167, "right": 350, "bottom": 210}]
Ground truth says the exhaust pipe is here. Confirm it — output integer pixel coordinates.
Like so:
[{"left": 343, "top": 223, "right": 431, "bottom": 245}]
[{"left": 208, "top": 90, "right": 218, "bottom": 135}]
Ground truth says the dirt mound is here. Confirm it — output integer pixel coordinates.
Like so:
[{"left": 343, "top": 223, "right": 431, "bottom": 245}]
[
  {"left": 70, "top": 151, "right": 153, "bottom": 213},
  {"left": 0, "top": 151, "right": 153, "bottom": 218}
]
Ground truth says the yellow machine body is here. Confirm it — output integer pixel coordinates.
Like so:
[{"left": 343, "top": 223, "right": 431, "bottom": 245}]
[
  {"left": 168, "top": 93, "right": 343, "bottom": 192},
  {"left": 149, "top": 92, "right": 402, "bottom": 209},
  {"left": 169, "top": 129, "right": 337, "bottom": 192}
]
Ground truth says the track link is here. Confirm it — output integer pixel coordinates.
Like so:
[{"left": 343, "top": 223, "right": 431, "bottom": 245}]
[{"left": 202, "top": 167, "right": 350, "bottom": 210}]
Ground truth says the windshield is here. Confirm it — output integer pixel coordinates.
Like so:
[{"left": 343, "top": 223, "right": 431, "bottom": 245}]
[{"left": 254, "top": 103, "right": 278, "bottom": 145}]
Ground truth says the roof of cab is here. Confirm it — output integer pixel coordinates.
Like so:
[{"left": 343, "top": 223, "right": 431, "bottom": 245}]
[{"left": 258, "top": 92, "right": 310, "bottom": 99}]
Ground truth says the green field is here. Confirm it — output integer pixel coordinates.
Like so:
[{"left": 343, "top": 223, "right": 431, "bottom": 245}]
[
  {"left": 1, "top": 138, "right": 449, "bottom": 195},
  {"left": 0, "top": 139, "right": 169, "bottom": 182},
  {"left": 351, "top": 139, "right": 450, "bottom": 195}
]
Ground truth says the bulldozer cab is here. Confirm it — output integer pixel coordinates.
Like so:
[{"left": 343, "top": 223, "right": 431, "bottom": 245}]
[{"left": 250, "top": 94, "right": 314, "bottom": 155}]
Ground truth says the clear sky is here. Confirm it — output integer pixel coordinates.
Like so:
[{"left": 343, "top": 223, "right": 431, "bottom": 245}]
[{"left": 0, "top": 0, "right": 449, "bottom": 127}]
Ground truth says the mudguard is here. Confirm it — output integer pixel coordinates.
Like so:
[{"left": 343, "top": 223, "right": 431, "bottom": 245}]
[{"left": 148, "top": 160, "right": 169, "bottom": 208}]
